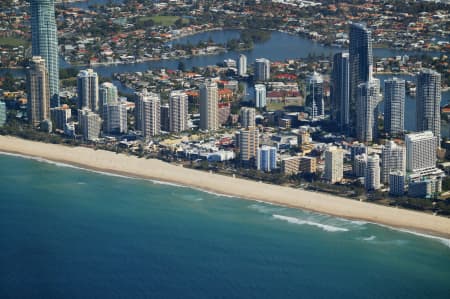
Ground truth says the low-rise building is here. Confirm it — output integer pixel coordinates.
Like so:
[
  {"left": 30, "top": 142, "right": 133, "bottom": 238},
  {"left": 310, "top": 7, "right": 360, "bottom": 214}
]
[{"left": 281, "top": 156, "right": 301, "bottom": 175}]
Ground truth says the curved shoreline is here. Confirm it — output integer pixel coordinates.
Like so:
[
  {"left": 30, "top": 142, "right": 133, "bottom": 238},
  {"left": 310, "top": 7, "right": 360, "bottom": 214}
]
[{"left": 1, "top": 135, "right": 450, "bottom": 239}]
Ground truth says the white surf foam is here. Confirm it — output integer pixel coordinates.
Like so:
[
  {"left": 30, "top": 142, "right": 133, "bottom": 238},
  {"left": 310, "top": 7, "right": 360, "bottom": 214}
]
[
  {"left": 273, "top": 214, "right": 349, "bottom": 232},
  {"left": 361, "top": 235, "right": 376, "bottom": 241},
  {"left": 388, "top": 227, "right": 450, "bottom": 249}
]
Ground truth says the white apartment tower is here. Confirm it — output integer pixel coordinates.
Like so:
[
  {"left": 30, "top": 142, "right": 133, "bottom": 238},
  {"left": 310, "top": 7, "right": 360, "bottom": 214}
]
[
  {"left": 324, "top": 146, "right": 344, "bottom": 183},
  {"left": 199, "top": 79, "right": 219, "bottom": 131},
  {"left": 77, "top": 69, "right": 99, "bottom": 112},
  {"left": 365, "top": 154, "right": 381, "bottom": 191},
  {"left": 135, "top": 89, "right": 161, "bottom": 139},
  {"left": 240, "top": 107, "right": 256, "bottom": 128},
  {"left": 254, "top": 84, "right": 267, "bottom": 108},
  {"left": 381, "top": 141, "right": 406, "bottom": 184},
  {"left": 169, "top": 90, "right": 189, "bottom": 133},
  {"left": 405, "top": 131, "right": 437, "bottom": 173},
  {"left": 307, "top": 72, "right": 325, "bottom": 119},
  {"left": 238, "top": 54, "right": 247, "bottom": 76},
  {"left": 78, "top": 108, "right": 101, "bottom": 141},
  {"left": 384, "top": 78, "right": 405, "bottom": 136}
]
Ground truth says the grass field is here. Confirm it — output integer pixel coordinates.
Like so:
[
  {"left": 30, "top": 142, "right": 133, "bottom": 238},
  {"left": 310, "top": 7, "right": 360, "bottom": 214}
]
[
  {"left": 0, "top": 37, "right": 29, "bottom": 48},
  {"left": 138, "top": 15, "right": 189, "bottom": 27}
]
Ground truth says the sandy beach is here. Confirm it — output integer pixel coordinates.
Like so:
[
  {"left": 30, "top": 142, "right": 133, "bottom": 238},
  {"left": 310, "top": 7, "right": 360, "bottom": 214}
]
[{"left": 1, "top": 135, "right": 450, "bottom": 238}]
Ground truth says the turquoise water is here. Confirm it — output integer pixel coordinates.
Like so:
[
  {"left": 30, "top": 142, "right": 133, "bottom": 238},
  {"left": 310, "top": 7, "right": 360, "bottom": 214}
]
[{"left": 0, "top": 154, "right": 449, "bottom": 298}]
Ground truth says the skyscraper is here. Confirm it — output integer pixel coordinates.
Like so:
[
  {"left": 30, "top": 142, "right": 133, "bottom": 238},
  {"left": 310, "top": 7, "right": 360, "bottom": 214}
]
[
  {"left": 238, "top": 127, "right": 259, "bottom": 167},
  {"left": 381, "top": 141, "right": 405, "bottom": 184},
  {"left": 405, "top": 131, "right": 437, "bottom": 173},
  {"left": 135, "top": 89, "right": 161, "bottom": 139},
  {"left": 77, "top": 69, "right": 99, "bottom": 113},
  {"left": 307, "top": 72, "right": 324, "bottom": 120},
  {"left": 324, "top": 146, "right": 343, "bottom": 183},
  {"left": 103, "top": 102, "right": 127, "bottom": 134},
  {"left": 30, "top": 0, "right": 59, "bottom": 107},
  {"left": 254, "top": 84, "right": 267, "bottom": 108},
  {"left": 356, "top": 77, "right": 380, "bottom": 143},
  {"left": 169, "top": 90, "right": 188, "bottom": 133},
  {"left": 416, "top": 69, "right": 441, "bottom": 144},
  {"left": 254, "top": 58, "right": 270, "bottom": 81},
  {"left": 384, "top": 78, "right": 405, "bottom": 136},
  {"left": 240, "top": 107, "right": 256, "bottom": 128},
  {"left": 238, "top": 54, "right": 247, "bottom": 77},
  {"left": 257, "top": 146, "right": 277, "bottom": 172},
  {"left": 99, "top": 82, "right": 118, "bottom": 108},
  {"left": 365, "top": 154, "right": 381, "bottom": 191},
  {"left": 27, "top": 56, "right": 50, "bottom": 128},
  {"left": 78, "top": 108, "right": 101, "bottom": 141},
  {"left": 331, "top": 52, "right": 350, "bottom": 130},
  {"left": 199, "top": 79, "right": 219, "bottom": 131},
  {"left": 50, "top": 104, "right": 71, "bottom": 131},
  {"left": 349, "top": 23, "right": 373, "bottom": 131}
]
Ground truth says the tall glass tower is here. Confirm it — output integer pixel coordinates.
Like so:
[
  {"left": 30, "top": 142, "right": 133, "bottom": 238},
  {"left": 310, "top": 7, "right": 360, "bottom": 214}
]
[
  {"left": 331, "top": 52, "right": 350, "bottom": 131},
  {"left": 416, "top": 69, "right": 441, "bottom": 145},
  {"left": 349, "top": 23, "right": 373, "bottom": 133},
  {"left": 30, "top": 0, "right": 59, "bottom": 107}
]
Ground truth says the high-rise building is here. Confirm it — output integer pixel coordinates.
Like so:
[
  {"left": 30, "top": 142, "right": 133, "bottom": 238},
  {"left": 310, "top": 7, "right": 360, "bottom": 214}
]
[
  {"left": 27, "top": 56, "right": 50, "bottom": 128},
  {"left": 240, "top": 107, "right": 256, "bottom": 128},
  {"left": 356, "top": 77, "right": 380, "bottom": 143},
  {"left": 389, "top": 171, "right": 405, "bottom": 196},
  {"left": 405, "top": 131, "right": 437, "bottom": 173},
  {"left": 238, "top": 127, "right": 259, "bottom": 166},
  {"left": 307, "top": 72, "right": 324, "bottom": 119},
  {"left": 169, "top": 90, "right": 188, "bottom": 133},
  {"left": 30, "top": 0, "right": 59, "bottom": 107},
  {"left": 384, "top": 78, "right": 405, "bottom": 136},
  {"left": 255, "top": 58, "right": 270, "bottom": 81},
  {"left": 365, "top": 154, "right": 381, "bottom": 191},
  {"left": 254, "top": 84, "right": 266, "bottom": 108},
  {"left": 99, "top": 82, "right": 118, "bottom": 108},
  {"left": 160, "top": 104, "right": 170, "bottom": 132},
  {"left": 50, "top": 104, "right": 71, "bottom": 131},
  {"left": 77, "top": 69, "right": 99, "bottom": 112},
  {"left": 0, "top": 101, "right": 6, "bottom": 127},
  {"left": 78, "top": 108, "right": 101, "bottom": 141},
  {"left": 349, "top": 23, "right": 373, "bottom": 131},
  {"left": 331, "top": 52, "right": 350, "bottom": 130},
  {"left": 324, "top": 146, "right": 343, "bottom": 183},
  {"left": 103, "top": 102, "right": 127, "bottom": 134},
  {"left": 381, "top": 141, "right": 406, "bottom": 184},
  {"left": 353, "top": 154, "right": 367, "bottom": 178},
  {"left": 135, "top": 89, "right": 161, "bottom": 139},
  {"left": 238, "top": 54, "right": 247, "bottom": 76},
  {"left": 257, "top": 146, "right": 277, "bottom": 172},
  {"left": 199, "top": 79, "right": 219, "bottom": 131},
  {"left": 416, "top": 69, "right": 441, "bottom": 144}
]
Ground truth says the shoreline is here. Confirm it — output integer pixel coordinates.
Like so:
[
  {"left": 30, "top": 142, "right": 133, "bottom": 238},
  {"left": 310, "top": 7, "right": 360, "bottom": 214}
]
[{"left": 1, "top": 135, "right": 450, "bottom": 239}]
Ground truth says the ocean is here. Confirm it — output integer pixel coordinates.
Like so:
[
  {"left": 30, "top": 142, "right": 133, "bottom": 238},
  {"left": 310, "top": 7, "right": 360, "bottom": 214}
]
[{"left": 0, "top": 154, "right": 449, "bottom": 298}]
